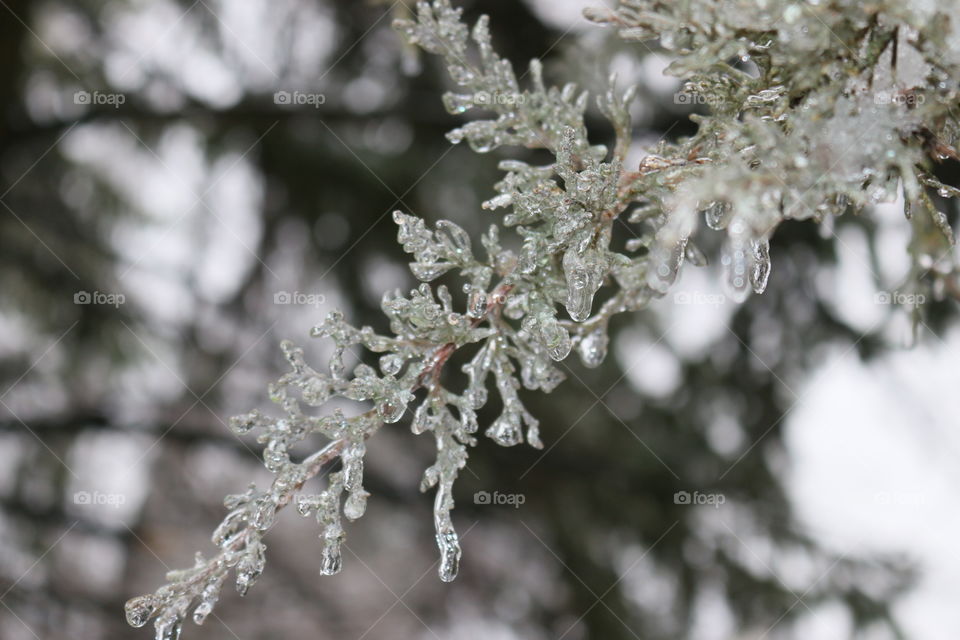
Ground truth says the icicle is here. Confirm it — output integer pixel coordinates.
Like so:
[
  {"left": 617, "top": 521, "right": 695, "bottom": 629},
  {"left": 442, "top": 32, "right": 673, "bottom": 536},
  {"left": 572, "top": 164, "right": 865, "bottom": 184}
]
[
  {"left": 263, "top": 439, "right": 288, "bottom": 472},
  {"left": 341, "top": 441, "right": 365, "bottom": 492},
  {"left": 435, "top": 220, "right": 472, "bottom": 257},
  {"left": 436, "top": 529, "right": 461, "bottom": 582},
  {"left": 750, "top": 238, "right": 771, "bottom": 294},
  {"left": 442, "top": 92, "right": 475, "bottom": 114},
  {"left": 235, "top": 543, "right": 265, "bottom": 596},
  {"left": 464, "top": 121, "right": 501, "bottom": 153},
  {"left": 459, "top": 405, "right": 478, "bottom": 433},
  {"left": 343, "top": 490, "right": 369, "bottom": 521},
  {"left": 191, "top": 601, "right": 213, "bottom": 626},
  {"left": 703, "top": 201, "right": 732, "bottom": 230},
  {"left": 486, "top": 413, "right": 522, "bottom": 447},
  {"left": 577, "top": 327, "right": 609, "bottom": 368},
  {"left": 410, "top": 262, "right": 453, "bottom": 281},
  {"left": 125, "top": 595, "right": 157, "bottom": 628},
  {"left": 466, "top": 288, "right": 487, "bottom": 318},
  {"left": 379, "top": 353, "right": 403, "bottom": 376},
  {"left": 251, "top": 498, "right": 276, "bottom": 530},
  {"left": 420, "top": 466, "right": 440, "bottom": 492},
  {"left": 376, "top": 396, "right": 406, "bottom": 423},
  {"left": 523, "top": 409, "right": 543, "bottom": 449},
  {"left": 434, "top": 484, "right": 461, "bottom": 582},
  {"left": 154, "top": 613, "right": 182, "bottom": 640},
  {"left": 411, "top": 402, "right": 432, "bottom": 435},
  {"left": 320, "top": 525, "right": 344, "bottom": 575},
  {"left": 520, "top": 354, "right": 564, "bottom": 392},
  {"left": 466, "top": 384, "right": 487, "bottom": 409},
  {"left": 211, "top": 509, "right": 247, "bottom": 548},
  {"left": 562, "top": 247, "right": 604, "bottom": 322},
  {"left": 191, "top": 578, "right": 222, "bottom": 625}
]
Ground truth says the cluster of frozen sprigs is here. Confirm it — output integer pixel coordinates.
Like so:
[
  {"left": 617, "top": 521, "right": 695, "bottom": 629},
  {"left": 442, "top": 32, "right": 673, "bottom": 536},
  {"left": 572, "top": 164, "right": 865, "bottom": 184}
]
[{"left": 126, "top": 0, "right": 960, "bottom": 637}]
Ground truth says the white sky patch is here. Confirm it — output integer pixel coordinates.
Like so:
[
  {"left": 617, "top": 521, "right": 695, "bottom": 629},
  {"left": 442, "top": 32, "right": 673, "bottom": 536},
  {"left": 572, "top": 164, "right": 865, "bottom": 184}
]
[
  {"left": 872, "top": 193, "right": 912, "bottom": 286},
  {"left": 194, "top": 152, "right": 264, "bottom": 303},
  {"left": 62, "top": 123, "right": 204, "bottom": 222},
  {"left": 57, "top": 533, "right": 126, "bottom": 596},
  {"left": 654, "top": 264, "right": 736, "bottom": 359},
  {"left": 786, "top": 328, "right": 960, "bottom": 639},
  {"left": 819, "top": 225, "right": 885, "bottom": 333},
  {"left": 615, "top": 328, "right": 682, "bottom": 398},
  {"left": 111, "top": 330, "right": 190, "bottom": 422},
  {"left": 66, "top": 430, "right": 154, "bottom": 529},
  {"left": 99, "top": 0, "right": 337, "bottom": 106},
  {"left": 525, "top": 0, "right": 593, "bottom": 32},
  {"left": 63, "top": 121, "right": 265, "bottom": 320},
  {"left": 641, "top": 52, "right": 680, "bottom": 94},
  {"left": 689, "top": 582, "right": 736, "bottom": 640}
]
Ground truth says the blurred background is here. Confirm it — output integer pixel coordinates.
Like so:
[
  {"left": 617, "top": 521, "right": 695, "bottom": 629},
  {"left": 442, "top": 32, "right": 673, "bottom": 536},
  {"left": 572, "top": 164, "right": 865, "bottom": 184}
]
[{"left": 1, "top": 0, "right": 959, "bottom": 638}]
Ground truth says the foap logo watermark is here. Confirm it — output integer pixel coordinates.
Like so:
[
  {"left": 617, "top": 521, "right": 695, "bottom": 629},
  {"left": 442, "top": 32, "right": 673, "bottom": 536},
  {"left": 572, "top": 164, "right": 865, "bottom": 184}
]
[
  {"left": 273, "top": 291, "right": 326, "bottom": 307},
  {"left": 273, "top": 90, "right": 326, "bottom": 108},
  {"left": 474, "top": 490, "right": 525, "bottom": 509},
  {"left": 74, "top": 490, "right": 126, "bottom": 508},
  {"left": 74, "top": 290, "right": 125, "bottom": 308},
  {"left": 674, "top": 490, "right": 725, "bottom": 508},
  {"left": 470, "top": 290, "right": 514, "bottom": 307},
  {"left": 874, "top": 90, "right": 925, "bottom": 106},
  {"left": 673, "top": 91, "right": 725, "bottom": 107},
  {"left": 874, "top": 491, "right": 926, "bottom": 506},
  {"left": 473, "top": 90, "right": 525, "bottom": 107},
  {"left": 74, "top": 90, "right": 126, "bottom": 108},
  {"left": 673, "top": 291, "right": 726, "bottom": 306},
  {"left": 874, "top": 290, "right": 925, "bottom": 306}
]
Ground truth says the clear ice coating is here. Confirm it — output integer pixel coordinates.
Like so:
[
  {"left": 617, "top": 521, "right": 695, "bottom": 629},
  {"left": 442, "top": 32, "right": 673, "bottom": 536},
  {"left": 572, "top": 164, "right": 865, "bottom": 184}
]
[
  {"left": 235, "top": 543, "right": 266, "bottom": 596},
  {"left": 191, "top": 603, "right": 212, "bottom": 626},
  {"left": 377, "top": 396, "right": 407, "bottom": 423},
  {"left": 154, "top": 613, "right": 183, "bottom": 640},
  {"left": 436, "top": 528, "right": 461, "bottom": 582},
  {"left": 192, "top": 579, "right": 222, "bottom": 625},
  {"left": 411, "top": 402, "right": 432, "bottom": 435},
  {"left": 703, "top": 201, "right": 732, "bottom": 230},
  {"left": 344, "top": 489, "right": 369, "bottom": 521},
  {"left": 379, "top": 353, "right": 403, "bottom": 376},
  {"left": 520, "top": 351, "right": 564, "bottom": 392},
  {"left": 130, "top": 0, "right": 960, "bottom": 635},
  {"left": 320, "top": 525, "right": 344, "bottom": 576},
  {"left": 577, "top": 327, "right": 609, "bottom": 368},
  {"left": 466, "top": 287, "right": 488, "bottom": 318},
  {"left": 125, "top": 595, "right": 157, "bottom": 628},
  {"left": 433, "top": 477, "right": 462, "bottom": 582},
  {"left": 562, "top": 247, "right": 605, "bottom": 322},
  {"left": 541, "top": 318, "right": 572, "bottom": 361},
  {"left": 750, "top": 238, "right": 771, "bottom": 294},
  {"left": 486, "top": 413, "right": 522, "bottom": 446}
]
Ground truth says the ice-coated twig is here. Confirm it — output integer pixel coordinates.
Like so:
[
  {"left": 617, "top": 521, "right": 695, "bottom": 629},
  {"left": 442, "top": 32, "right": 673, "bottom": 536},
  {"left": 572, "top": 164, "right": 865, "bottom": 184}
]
[{"left": 128, "top": 1, "right": 960, "bottom": 636}]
